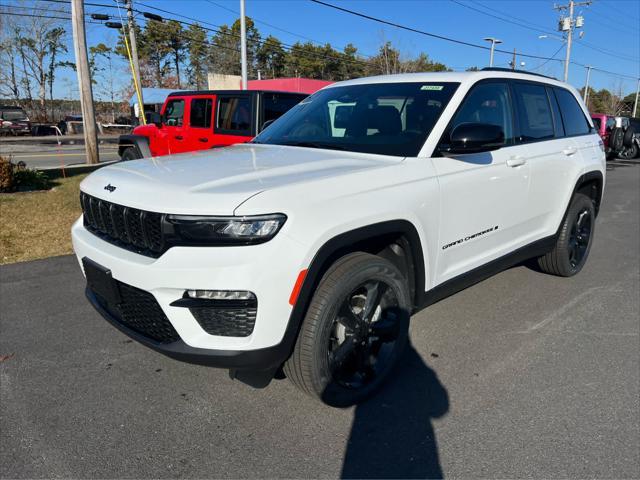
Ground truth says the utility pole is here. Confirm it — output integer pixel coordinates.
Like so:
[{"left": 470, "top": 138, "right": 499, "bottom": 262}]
[
  {"left": 511, "top": 49, "right": 517, "bottom": 70},
  {"left": 554, "top": 0, "right": 591, "bottom": 82},
  {"left": 484, "top": 37, "right": 502, "bottom": 67},
  {"left": 633, "top": 78, "right": 639, "bottom": 118},
  {"left": 583, "top": 65, "right": 592, "bottom": 106},
  {"left": 71, "top": 0, "right": 99, "bottom": 164},
  {"left": 240, "top": 0, "right": 248, "bottom": 90},
  {"left": 126, "top": 0, "right": 144, "bottom": 114}
]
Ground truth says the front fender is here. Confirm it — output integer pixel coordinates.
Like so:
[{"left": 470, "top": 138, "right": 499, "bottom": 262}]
[{"left": 118, "top": 134, "right": 152, "bottom": 158}]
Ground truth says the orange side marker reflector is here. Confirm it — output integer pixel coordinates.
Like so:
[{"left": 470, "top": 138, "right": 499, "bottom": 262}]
[{"left": 289, "top": 269, "right": 308, "bottom": 306}]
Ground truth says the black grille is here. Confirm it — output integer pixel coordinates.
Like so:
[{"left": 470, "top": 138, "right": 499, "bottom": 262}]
[
  {"left": 80, "top": 192, "right": 164, "bottom": 257},
  {"left": 190, "top": 305, "right": 257, "bottom": 337},
  {"left": 92, "top": 280, "right": 180, "bottom": 344}
]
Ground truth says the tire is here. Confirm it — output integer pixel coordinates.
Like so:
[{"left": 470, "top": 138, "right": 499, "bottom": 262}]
[
  {"left": 537, "top": 193, "right": 595, "bottom": 277},
  {"left": 120, "top": 147, "right": 141, "bottom": 161},
  {"left": 618, "top": 143, "right": 638, "bottom": 160},
  {"left": 622, "top": 126, "right": 635, "bottom": 148},
  {"left": 609, "top": 127, "right": 624, "bottom": 152},
  {"left": 284, "top": 252, "right": 411, "bottom": 407}
]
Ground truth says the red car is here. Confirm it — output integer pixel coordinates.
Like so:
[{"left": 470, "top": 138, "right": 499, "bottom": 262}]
[
  {"left": 590, "top": 113, "right": 615, "bottom": 150},
  {"left": 118, "top": 90, "right": 307, "bottom": 160}
]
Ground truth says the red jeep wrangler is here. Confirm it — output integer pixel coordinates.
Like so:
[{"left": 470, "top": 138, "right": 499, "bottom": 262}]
[{"left": 118, "top": 90, "right": 307, "bottom": 160}]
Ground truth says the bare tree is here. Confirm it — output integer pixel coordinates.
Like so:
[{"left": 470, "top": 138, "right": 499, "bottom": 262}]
[{"left": 0, "top": 1, "right": 68, "bottom": 120}]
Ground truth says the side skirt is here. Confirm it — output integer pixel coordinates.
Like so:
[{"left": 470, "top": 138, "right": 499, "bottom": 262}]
[{"left": 416, "top": 234, "right": 556, "bottom": 310}]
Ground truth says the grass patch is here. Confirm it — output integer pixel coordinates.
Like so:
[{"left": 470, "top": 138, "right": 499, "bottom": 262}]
[{"left": 0, "top": 174, "right": 87, "bottom": 265}]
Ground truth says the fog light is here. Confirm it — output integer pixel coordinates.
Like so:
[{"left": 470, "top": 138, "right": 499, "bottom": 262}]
[{"left": 186, "top": 289, "right": 255, "bottom": 301}]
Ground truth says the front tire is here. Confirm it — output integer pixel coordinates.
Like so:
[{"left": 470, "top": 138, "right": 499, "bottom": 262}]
[
  {"left": 120, "top": 147, "right": 141, "bottom": 161},
  {"left": 537, "top": 193, "right": 595, "bottom": 277},
  {"left": 284, "top": 252, "right": 411, "bottom": 407}
]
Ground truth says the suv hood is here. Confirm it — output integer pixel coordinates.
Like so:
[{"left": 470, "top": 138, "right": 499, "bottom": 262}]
[{"left": 81, "top": 143, "right": 402, "bottom": 215}]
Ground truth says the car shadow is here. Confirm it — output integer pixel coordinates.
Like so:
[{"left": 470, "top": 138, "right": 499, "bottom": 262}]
[{"left": 340, "top": 343, "right": 449, "bottom": 479}]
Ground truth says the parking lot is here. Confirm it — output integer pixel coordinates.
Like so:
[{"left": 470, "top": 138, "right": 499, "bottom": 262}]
[{"left": 1, "top": 160, "right": 638, "bottom": 478}]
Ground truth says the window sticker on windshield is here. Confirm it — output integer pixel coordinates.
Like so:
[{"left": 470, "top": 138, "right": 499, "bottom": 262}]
[{"left": 421, "top": 85, "right": 444, "bottom": 91}]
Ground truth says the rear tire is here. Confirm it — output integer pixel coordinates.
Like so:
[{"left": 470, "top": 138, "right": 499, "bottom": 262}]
[
  {"left": 618, "top": 143, "right": 638, "bottom": 160},
  {"left": 537, "top": 193, "right": 595, "bottom": 277},
  {"left": 120, "top": 147, "right": 141, "bottom": 161},
  {"left": 284, "top": 252, "right": 411, "bottom": 407}
]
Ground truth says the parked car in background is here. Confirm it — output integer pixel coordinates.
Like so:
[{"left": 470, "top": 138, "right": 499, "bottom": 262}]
[
  {"left": 57, "top": 115, "right": 83, "bottom": 135},
  {"left": 0, "top": 105, "right": 30, "bottom": 136},
  {"left": 591, "top": 113, "right": 638, "bottom": 159},
  {"left": 118, "top": 90, "right": 308, "bottom": 160}
]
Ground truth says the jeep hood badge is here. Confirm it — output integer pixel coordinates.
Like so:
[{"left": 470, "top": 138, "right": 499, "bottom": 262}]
[{"left": 104, "top": 184, "right": 116, "bottom": 192}]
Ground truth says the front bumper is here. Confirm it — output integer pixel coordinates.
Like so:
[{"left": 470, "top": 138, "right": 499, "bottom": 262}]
[
  {"left": 85, "top": 287, "right": 291, "bottom": 371},
  {"left": 72, "top": 216, "right": 309, "bottom": 365}
]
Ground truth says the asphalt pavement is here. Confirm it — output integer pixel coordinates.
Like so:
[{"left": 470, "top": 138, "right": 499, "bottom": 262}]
[{"left": 1, "top": 160, "right": 638, "bottom": 478}]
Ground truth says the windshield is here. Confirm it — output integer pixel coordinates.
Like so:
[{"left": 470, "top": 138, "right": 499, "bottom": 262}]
[
  {"left": 2, "top": 110, "right": 27, "bottom": 121},
  {"left": 253, "top": 82, "right": 459, "bottom": 157}
]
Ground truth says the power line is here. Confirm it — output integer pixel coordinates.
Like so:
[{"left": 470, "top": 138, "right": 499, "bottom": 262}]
[
  {"left": 310, "top": 0, "right": 638, "bottom": 80},
  {"left": 531, "top": 44, "right": 565, "bottom": 71},
  {"left": 450, "top": 0, "right": 637, "bottom": 62},
  {"left": 203, "top": 0, "right": 333, "bottom": 49},
  {"left": 133, "top": 1, "right": 372, "bottom": 69},
  {"left": 593, "top": 0, "right": 640, "bottom": 22},
  {"left": 449, "top": 0, "right": 554, "bottom": 36},
  {"left": 310, "top": 0, "right": 558, "bottom": 61}
]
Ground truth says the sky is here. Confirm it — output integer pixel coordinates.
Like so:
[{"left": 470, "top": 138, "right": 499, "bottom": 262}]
[{"left": 5, "top": 0, "right": 640, "bottom": 101}]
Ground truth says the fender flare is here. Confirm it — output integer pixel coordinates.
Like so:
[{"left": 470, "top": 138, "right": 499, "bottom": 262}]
[
  {"left": 118, "top": 134, "right": 151, "bottom": 158},
  {"left": 572, "top": 170, "right": 604, "bottom": 217},
  {"left": 274, "top": 220, "right": 426, "bottom": 362}
]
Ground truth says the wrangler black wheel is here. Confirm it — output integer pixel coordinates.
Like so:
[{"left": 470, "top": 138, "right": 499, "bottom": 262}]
[
  {"left": 284, "top": 252, "right": 410, "bottom": 407},
  {"left": 120, "top": 147, "right": 141, "bottom": 161}
]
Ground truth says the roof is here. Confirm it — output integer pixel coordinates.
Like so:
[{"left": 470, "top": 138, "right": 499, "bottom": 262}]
[
  {"left": 129, "top": 88, "right": 187, "bottom": 106},
  {"left": 248, "top": 78, "right": 333, "bottom": 94},
  {"left": 166, "top": 90, "right": 308, "bottom": 98},
  {"left": 328, "top": 70, "right": 572, "bottom": 90}
]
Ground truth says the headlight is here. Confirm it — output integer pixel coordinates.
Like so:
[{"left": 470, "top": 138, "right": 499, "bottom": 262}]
[{"left": 165, "top": 213, "right": 286, "bottom": 245}]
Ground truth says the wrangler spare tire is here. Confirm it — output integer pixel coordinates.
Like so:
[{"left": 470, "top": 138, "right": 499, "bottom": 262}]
[
  {"left": 609, "top": 127, "right": 624, "bottom": 152},
  {"left": 623, "top": 126, "right": 636, "bottom": 147}
]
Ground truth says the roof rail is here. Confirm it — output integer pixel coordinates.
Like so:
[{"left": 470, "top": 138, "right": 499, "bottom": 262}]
[{"left": 481, "top": 67, "right": 557, "bottom": 81}]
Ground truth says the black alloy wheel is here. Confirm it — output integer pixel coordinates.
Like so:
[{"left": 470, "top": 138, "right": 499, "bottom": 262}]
[
  {"left": 328, "top": 280, "right": 402, "bottom": 389},
  {"left": 568, "top": 208, "right": 592, "bottom": 269}
]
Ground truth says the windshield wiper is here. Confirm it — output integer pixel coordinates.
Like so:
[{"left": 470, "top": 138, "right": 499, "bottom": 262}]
[{"left": 279, "top": 141, "right": 348, "bottom": 151}]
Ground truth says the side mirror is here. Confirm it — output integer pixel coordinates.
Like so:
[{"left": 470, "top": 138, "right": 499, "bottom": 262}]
[
  {"left": 261, "top": 119, "right": 276, "bottom": 131},
  {"left": 149, "top": 112, "right": 162, "bottom": 128},
  {"left": 444, "top": 123, "right": 505, "bottom": 155}
]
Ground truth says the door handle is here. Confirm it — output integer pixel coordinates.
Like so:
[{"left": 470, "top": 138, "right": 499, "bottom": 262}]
[
  {"left": 563, "top": 146, "right": 577, "bottom": 156},
  {"left": 506, "top": 155, "right": 526, "bottom": 167},
  {"left": 198, "top": 137, "right": 208, "bottom": 142},
  {"left": 175, "top": 135, "right": 183, "bottom": 140}
]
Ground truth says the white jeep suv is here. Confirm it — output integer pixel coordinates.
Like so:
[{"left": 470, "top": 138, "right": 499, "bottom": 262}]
[{"left": 72, "top": 69, "right": 605, "bottom": 406}]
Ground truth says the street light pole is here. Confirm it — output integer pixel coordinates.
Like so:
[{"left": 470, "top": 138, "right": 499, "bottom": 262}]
[
  {"left": 633, "top": 78, "right": 639, "bottom": 118},
  {"left": 71, "top": 0, "right": 99, "bottom": 165},
  {"left": 483, "top": 37, "right": 502, "bottom": 67},
  {"left": 583, "top": 65, "right": 592, "bottom": 106},
  {"left": 240, "top": 0, "right": 248, "bottom": 90}
]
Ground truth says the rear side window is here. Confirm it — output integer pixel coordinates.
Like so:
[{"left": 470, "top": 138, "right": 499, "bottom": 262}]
[
  {"left": 164, "top": 99, "right": 184, "bottom": 127},
  {"left": 190, "top": 98, "right": 212, "bottom": 128},
  {"left": 554, "top": 88, "right": 591, "bottom": 136},
  {"left": 449, "top": 81, "right": 514, "bottom": 144},
  {"left": 217, "top": 96, "right": 252, "bottom": 135},
  {"left": 512, "top": 83, "right": 554, "bottom": 142},
  {"left": 262, "top": 93, "right": 303, "bottom": 125}
]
